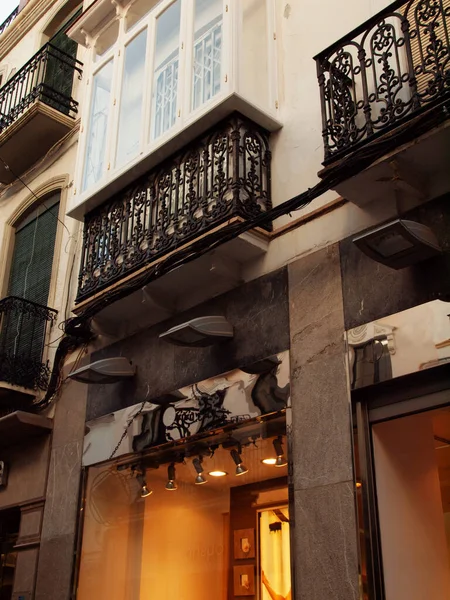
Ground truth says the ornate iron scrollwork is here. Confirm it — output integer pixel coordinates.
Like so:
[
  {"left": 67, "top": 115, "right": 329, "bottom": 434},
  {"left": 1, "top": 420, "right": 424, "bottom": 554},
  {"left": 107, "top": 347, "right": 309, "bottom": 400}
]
[
  {"left": 77, "top": 114, "right": 271, "bottom": 302},
  {"left": 0, "top": 42, "right": 83, "bottom": 135},
  {"left": 316, "top": 0, "right": 450, "bottom": 162},
  {"left": 0, "top": 296, "right": 58, "bottom": 392}
]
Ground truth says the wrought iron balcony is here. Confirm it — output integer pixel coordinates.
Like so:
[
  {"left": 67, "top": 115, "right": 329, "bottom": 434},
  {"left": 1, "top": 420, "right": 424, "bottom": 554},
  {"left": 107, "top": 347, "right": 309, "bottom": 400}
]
[
  {"left": 315, "top": 0, "right": 450, "bottom": 164},
  {"left": 0, "top": 7, "right": 18, "bottom": 37},
  {"left": 0, "top": 297, "right": 57, "bottom": 392},
  {"left": 77, "top": 114, "right": 271, "bottom": 303},
  {"left": 0, "top": 41, "right": 82, "bottom": 133}
]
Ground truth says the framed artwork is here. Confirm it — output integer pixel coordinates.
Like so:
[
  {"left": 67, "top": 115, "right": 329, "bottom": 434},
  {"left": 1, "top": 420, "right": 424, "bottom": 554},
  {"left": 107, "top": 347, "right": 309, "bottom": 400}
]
[
  {"left": 233, "top": 565, "right": 255, "bottom": 596},
  {"left": 234, "top": 528, "right": 255, "bottom": 559}
]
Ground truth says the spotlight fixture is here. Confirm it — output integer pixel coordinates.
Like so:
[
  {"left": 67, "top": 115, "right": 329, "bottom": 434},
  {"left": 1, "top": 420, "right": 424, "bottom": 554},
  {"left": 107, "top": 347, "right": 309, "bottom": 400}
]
[
  {"left": 230, "top": 448, "right": 248, "bottom": 476},
  {"left": 208, "top": 470, "right": 228, "bottom": 477},
  {"left": 193, "top": 457, "right": 207, "bottom": 485},
  {"left": 165, "top": 463, "right": 177, "bottom": 491},
  {"left": 353, "top": 219, "right": 441, "bottom": 269},
  {"left": 136, "top": 470, "right": 152, "bottom": 498},
  {"left": 273, "top": 437, "right": 288, "bottom": 467},
  {"left": 67, "top": 357, "right": 136, "bottom": 384},
  {"left": 159, "top": 316, "right": 234, "bottom": 347}
]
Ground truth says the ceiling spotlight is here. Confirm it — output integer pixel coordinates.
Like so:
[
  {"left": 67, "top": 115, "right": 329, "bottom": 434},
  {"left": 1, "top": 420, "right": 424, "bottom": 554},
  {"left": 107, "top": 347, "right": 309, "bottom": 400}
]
[
  {"left": 165, "top": 463, "right": 177, "bottom": 491},
  {"left": 208, "top": 470, "right": 228, "bottom": 477},
  {"left": 230, "top": 448, "right": 248, "bottom": 476},
  {"left": 193, "top": 457, "right": 207, "bottom": 485},
  {"left": 273, "top": 436, "right": 288, "bottom": 467},
  {"left": 261, "top": 458, "right": 277, "bottom": 466},
  {"left": 136, "top": 471, "right": 152, "bottom": 498}
]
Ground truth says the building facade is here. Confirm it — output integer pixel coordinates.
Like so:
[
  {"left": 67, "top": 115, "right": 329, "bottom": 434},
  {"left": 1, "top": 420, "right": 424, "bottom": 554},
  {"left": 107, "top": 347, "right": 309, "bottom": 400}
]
[{"left": 0, "top": 0, "right": 449, "bottom": 599}]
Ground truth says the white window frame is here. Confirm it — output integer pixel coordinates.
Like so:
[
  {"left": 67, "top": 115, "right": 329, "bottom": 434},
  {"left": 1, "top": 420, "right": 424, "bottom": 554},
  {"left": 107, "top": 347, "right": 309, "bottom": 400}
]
[{"left": 71, "top": 0, "right": 279, "bottom": 216}]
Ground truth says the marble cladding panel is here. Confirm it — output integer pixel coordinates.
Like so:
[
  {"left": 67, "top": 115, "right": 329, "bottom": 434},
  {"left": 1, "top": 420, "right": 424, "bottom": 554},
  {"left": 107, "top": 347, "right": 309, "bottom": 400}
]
[
  {"left": 340, "top": 193, "right": 450, "bottom": 330},
  {"left": 293, "top": 481, "right": 359, "bottom": 600},
  {"left": 18, "top": 502, "right": 44, "bottom": 542},
  {"left": 12, "top": 548, "right": 39, "bottom": 599},
  {"left": 34, "top": 534, "right": 75, "bottom": 600},
  {"left": 86, "top": 267, "right": 290, "bottom": 421}
]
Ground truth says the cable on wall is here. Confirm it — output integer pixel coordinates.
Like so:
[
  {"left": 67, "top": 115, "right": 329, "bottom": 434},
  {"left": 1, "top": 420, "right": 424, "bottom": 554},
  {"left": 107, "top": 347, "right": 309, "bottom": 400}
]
[{"left": 33, "top": 97, "right": 450, "bottom": 411}]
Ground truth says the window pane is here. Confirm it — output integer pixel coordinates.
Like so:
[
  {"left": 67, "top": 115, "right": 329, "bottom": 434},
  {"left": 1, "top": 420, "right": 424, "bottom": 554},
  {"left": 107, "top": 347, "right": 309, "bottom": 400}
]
[
  {"left": 83, "top": 60, "right": 113, "bottom": 191},
  {"left": 116, "top": 29, "right": 148, "bottom": 168},
  {"left": 151, "top": 0, "right": 181, "bottom": 140},
  {"left": 77, "top": 423, "right": 291, "bottom": 600},
  {"left": 192, "top": 0, "right": 223, "bottom": 111}
]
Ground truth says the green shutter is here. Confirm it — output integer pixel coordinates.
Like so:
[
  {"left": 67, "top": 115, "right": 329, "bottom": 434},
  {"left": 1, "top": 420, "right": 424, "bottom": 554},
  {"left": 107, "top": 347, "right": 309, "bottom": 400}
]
[{"left": 7, "top": 197, "right": 60, "bottom": 305}]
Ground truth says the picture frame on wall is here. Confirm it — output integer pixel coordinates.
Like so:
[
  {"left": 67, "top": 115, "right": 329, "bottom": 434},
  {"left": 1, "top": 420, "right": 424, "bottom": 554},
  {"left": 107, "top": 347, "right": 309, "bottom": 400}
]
[
  {"left": 233, "top": 528, "right": 256, "bottom": 559},
  {"left": 233, "top": 565, "right": 255, "bottom": 596}
]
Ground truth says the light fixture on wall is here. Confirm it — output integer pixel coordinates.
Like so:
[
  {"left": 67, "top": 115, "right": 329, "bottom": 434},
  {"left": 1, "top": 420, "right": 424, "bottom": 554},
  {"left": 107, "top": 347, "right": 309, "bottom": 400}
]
[
  {"left": 273, "top": 436, "right": 288, "bottom": 467},
  {"left": 159, "top": 316, "right": 234, "bottom": 347},
  {"left": 165, "top": 463, "right": 177, "bottom": 491},
  {"left": 193, "top": 457, "right": 207, "bottom": 485},
  {"left": 67, "top": 357, "right": 136, "bottom": 384},
  {"left": 230, "top": 447, "right": 248, "bottom": 476},
  {"left": 136, "top": 468, "right": 152, "bottom": 498},
  {"left": 352, "top": 219, "right": 441, "bottom": 269}
]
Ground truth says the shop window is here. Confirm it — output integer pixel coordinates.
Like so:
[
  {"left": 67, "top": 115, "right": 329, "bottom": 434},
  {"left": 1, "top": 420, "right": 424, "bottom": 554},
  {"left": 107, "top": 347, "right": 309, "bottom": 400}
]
[
  {"left": 77, "top": 418, "right": 292, "bottom": 600},
  {"left": 0, "top": 508, "right": 20, "bottom": 600}
]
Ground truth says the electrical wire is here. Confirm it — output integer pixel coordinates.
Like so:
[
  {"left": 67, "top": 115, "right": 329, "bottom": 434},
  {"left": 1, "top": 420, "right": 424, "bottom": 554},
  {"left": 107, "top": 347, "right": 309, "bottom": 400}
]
[{"left": 35, "top": 97, "right": 450, "bottom": 411}]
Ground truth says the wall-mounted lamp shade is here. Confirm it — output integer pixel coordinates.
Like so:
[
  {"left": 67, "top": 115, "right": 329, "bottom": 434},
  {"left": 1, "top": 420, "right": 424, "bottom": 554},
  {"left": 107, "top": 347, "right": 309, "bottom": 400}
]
[
  {"left": 67, "top": 358, "right": 136, "bottom": 384},
  {"left": 159, "top": 316, "right": 234, "bottom": 347},
  {"left": 353, "top": 219, "right": 441, "bottom": 269}
]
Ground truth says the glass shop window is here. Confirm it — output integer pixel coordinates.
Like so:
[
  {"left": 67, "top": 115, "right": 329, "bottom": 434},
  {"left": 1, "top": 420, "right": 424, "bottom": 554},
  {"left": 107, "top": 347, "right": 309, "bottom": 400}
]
[{"left": 77, "top": 421, "right": 292, "bottom": 600}]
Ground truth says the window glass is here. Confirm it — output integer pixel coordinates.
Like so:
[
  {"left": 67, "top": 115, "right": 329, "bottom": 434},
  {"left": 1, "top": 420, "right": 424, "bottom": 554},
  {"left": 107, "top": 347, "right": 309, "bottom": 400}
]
[
  {"left": 83, "top": 60, "right": 114, "bottom": 191},
  {"left": 192, "top": 0, "right": 222, "bottom": 111},
  {"left": 151, "top": 0, "right": 181, "bottom": 140},
  {"left": 116, "top": 29, "right": 148, "bottom": 168},
  {"left": 77, "top": 422, "right": 292, "bottom": 600}
]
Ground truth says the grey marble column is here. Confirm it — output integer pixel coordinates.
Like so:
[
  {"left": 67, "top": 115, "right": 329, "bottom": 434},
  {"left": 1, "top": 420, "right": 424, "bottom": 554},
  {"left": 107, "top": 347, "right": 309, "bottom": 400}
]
[
  {"left": 288, "top": 244, "right": 359, "bottom": 600},
  {"left": 34, "top": 378, "right": 88, "bottom": 600}
]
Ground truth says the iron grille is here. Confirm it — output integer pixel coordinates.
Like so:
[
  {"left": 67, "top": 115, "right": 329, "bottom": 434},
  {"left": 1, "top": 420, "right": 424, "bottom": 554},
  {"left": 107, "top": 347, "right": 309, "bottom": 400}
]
[
  {"left": 77, "top": 114, "right": 272, "bottom": 302},
  {"left": 0, "top": 296, "right": 57, "bottom": 391},
  {"left": 0, "top": 7, "right": 18, "bottom": 37},
  {"left": 315, "top": 0, "right": 450, "bottom": 163},
  {"left": 0, "top": 41, "right": 83, "bottom": 133}
]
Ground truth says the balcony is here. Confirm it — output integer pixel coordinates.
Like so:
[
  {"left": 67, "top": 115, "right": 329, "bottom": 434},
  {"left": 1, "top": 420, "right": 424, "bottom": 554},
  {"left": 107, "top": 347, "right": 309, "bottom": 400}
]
[
  {"left": 0, "top": 297, "right": 57, "bottom": 407},
  {"left": 0, "top": 42, "right": 83, "bottom": 184},
  {"left": 75, "top": 115, "right": 270, "bottom": 335},
  {"left": 0, "top": 7, "right": 18, "bottom": 37},
  {"left": 315, "top": 0, "right": 450, "bottom": 206}
]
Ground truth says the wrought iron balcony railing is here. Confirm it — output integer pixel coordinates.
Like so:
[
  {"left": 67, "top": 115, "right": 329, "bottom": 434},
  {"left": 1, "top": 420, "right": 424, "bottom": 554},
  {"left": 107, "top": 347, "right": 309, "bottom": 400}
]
[
  {"left": 0, "top": 297, "right": 57, "bottom": 391},
  {"left": 315, "top": 0, "right": 450, "bottom": 163},
  {"left": 0, "top": 7, "right": 18, "bottom": 37},
  {"left": 0, "top": 41, "right": 83, "bottom": 134},
  {"left": 77, "top": 114, "right": 271, "bottom": 302}
]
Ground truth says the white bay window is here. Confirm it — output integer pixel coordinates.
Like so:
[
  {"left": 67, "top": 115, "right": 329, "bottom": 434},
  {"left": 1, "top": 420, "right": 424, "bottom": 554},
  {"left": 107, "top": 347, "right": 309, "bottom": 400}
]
[{"left": 68, "top": 0, "right": 280, "bottom": 219}]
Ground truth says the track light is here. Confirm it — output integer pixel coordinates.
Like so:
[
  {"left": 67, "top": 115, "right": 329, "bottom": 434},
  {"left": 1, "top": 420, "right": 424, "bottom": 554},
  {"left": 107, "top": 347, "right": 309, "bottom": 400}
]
[
  {"left": 273, "top": 437, "right": 288, "bottom": 467},
  {"left": 165, "top": 463, "right": 177, "bottom": 491},
  {"left": 193, "top": 457, "right": 207, "bottom": 485},
  {"left": 230, "top": 448, "right": 248, "bottom": 476},
  {"left": 136, "top": 472, "right": 152, "bottom": 498},
  {"left": 208, "top": 470, "right": 228, "bottom": 477}
]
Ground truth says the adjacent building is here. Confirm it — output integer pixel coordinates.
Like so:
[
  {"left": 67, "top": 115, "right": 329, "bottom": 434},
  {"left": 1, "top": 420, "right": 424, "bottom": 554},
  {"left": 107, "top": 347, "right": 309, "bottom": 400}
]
[{"left": 0, "top": 0, "right": 449, "bottom": 599}]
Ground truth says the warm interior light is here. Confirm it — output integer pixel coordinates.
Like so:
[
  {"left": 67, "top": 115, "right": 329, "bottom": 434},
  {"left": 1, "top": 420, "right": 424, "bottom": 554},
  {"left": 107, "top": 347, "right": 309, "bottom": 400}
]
[
  {"left": 356, "top": 481, "right": 362, "bottom": 489},
  {"left": 261, "top": 458, "right": 277, "bottom": 465},
  {"left": 140, "top": 484, "right": 152, "bottom": 498},
  {"left": 165, "top": 463, "right": 177, "bottom": 491},
  {"left": 208, "top": 470, "right": 228, "bottom": 477}
]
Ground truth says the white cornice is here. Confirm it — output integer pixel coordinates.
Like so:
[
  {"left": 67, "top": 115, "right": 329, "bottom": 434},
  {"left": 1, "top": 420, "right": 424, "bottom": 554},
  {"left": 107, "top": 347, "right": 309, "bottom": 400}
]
[{"left": 0, "top": 0, "right": 55, "bottom": 62}]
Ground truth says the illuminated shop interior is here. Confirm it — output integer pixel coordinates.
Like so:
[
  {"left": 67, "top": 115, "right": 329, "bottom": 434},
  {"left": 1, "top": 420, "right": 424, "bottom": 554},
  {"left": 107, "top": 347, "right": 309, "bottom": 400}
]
[{"left": 77, "top": 414, "right": 292, "bottom": 600}]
